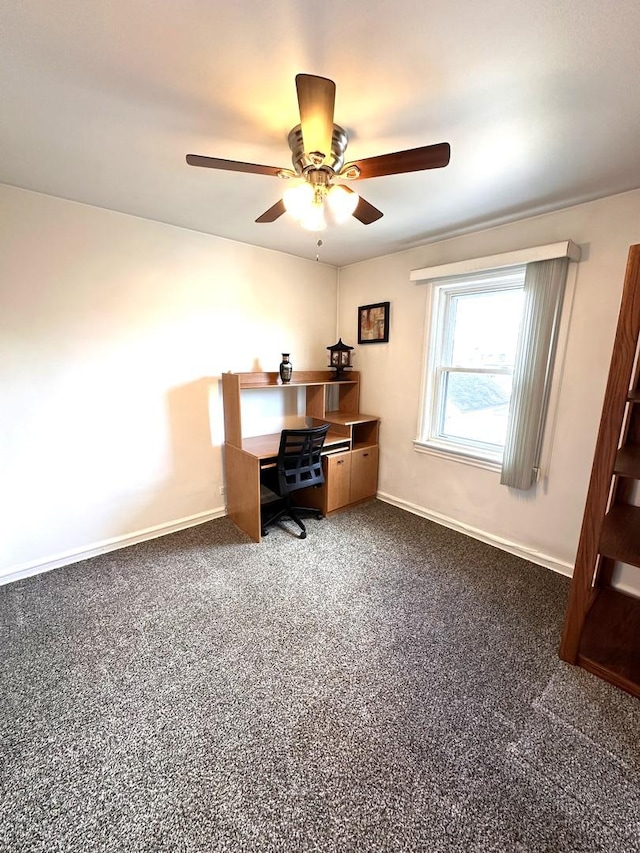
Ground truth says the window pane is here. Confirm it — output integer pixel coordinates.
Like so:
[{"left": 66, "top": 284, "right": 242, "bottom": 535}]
[
  {"left": 441, "top": 372, "right": 513, "bottom": 447},
  {"left": 449, "top": 289, "right": 523, "bottom": 368}
]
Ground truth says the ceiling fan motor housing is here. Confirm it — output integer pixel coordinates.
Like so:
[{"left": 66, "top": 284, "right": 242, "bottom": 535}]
[{"left": 287, "top": 123, "right": 349, "bottom": 175}]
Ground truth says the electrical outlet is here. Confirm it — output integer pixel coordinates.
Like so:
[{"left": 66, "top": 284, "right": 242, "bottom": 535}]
[{"left": 219, "top": 485, "right": 226, "bottom": 496}]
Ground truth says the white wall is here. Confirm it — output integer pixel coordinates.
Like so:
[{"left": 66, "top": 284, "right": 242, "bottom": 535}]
[
  {"left": 0, "top": 184, "right": 337, "bottom": 581},
  {"left": 4, "top": 182, "right": 640, "bottom": 586},
  {"left": 337, "top": 190, "right": 640, "bottom": 577}
]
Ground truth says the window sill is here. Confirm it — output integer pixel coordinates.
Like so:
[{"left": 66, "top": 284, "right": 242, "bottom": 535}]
[{"left": 413, "top": 439, "right": 502, "bottom": 473}]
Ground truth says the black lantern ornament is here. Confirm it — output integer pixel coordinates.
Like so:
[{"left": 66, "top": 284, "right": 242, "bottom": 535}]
[{"left": 327, "top": 338, "right": 354, "bottom": 380}]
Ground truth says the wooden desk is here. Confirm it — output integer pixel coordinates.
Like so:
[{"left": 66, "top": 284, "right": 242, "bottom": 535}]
[{"left": 221, "top": 371, "right": 379, "bottom": 542}]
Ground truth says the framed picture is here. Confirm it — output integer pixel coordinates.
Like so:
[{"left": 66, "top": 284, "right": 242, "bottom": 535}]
[{"left": 358, "top": 301, "right": 390, "bottom": 344}]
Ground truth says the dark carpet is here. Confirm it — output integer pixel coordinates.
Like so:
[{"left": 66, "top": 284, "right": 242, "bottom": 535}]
[{"left": 1, "top": 500, "right": 639, "bottom": 852}]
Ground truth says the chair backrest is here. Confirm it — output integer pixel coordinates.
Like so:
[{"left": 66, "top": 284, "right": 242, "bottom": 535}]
[{"left": 276, "top": 424, "right": 331, "bottom": 495}]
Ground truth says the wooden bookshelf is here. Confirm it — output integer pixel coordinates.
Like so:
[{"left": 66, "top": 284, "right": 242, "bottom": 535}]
[{"left": 559, "top": 244, "right": 640, "bottom": 699}]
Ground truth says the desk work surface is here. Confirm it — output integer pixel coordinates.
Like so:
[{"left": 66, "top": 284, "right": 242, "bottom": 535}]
[{"left": 241, "top": 428, "right": 350, "bottom": 461}]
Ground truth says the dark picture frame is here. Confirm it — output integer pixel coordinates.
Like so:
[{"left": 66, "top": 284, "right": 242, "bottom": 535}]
[{"left": 358, "top": 301, "right": 390, "bottom": 344}]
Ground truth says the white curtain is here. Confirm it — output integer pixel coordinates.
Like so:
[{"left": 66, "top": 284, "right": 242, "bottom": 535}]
[{"left": 500, "top": 257, "right": 569, "bottom": 490}]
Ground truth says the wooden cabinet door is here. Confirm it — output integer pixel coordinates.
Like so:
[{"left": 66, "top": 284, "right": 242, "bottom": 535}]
[
  {"left": 349, "top": 446, "right": 379, "bottom": 504},
  {"left": 325, "top": 452, "right": 352, "bottom": 512}
]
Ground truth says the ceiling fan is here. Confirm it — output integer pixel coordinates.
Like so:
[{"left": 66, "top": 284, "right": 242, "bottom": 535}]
[{"left": 186, "top": 74, "right": 450, "bottom": 231}]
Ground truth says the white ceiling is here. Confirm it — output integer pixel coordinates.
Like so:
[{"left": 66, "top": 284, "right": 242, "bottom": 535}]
[{"left": 2, "top": 0, "right": 640, "bottom": 267}]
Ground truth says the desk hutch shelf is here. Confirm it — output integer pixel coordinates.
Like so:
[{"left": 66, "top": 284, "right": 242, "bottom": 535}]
[{"left": 221, "top": 370, "right": 380, "bottom": 541}]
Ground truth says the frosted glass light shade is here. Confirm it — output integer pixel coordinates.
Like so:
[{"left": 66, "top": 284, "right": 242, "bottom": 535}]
[
  {"left": 283, "top": 182, "right": 314, "bottom": 219},
  {"left": 299, "top": 204, "right": 327, "bottom": 232},
  {"left": 326, "top": 184, "right": 358, "bottom": 223}
]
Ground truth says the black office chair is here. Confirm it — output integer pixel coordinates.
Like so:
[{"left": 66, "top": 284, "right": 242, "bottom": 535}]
[{"left": 260, "top": 424, "right": 330, "bottom": 539}]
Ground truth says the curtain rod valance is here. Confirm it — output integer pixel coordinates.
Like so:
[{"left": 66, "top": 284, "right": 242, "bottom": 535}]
[{"left": 410, "top": 240, "right": 581, "bottom": 283}]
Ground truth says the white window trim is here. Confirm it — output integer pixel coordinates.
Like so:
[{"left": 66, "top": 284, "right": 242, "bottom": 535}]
[
  {"left": 412, "top": 241, "right": 581, "bottom": 473},
  {"left": 413, "top": 440, "right": 503, "bottom": 473},
  {"left": 410, "top": 240, "right": 581, "bottom": 283}
]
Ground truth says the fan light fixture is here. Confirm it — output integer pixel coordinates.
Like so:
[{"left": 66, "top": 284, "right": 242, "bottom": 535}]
[
  {"left": 283, "top": 179, "right": 358, "bottom": 231},
  {"left": 186, "top": 74, "right": 451, "bottom": 229}
]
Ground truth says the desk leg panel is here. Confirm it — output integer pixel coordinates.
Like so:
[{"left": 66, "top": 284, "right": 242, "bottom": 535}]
[{"left": 224, "top": 443, "right": 261, "bottom": 542}]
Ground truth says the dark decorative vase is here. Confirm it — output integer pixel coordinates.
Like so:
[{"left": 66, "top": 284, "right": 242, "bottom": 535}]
[{"left": 279, "top": 353, "right": 293, "bottom": 384}]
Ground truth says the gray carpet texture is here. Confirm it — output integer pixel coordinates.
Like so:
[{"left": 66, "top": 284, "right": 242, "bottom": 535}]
[{"left": 2, "top": 500, "right": 639, "bottom": 852}]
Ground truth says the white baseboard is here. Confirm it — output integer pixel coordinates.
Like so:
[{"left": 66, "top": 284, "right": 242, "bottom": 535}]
[
  {"left": 1, "top": 506, "right": 227, "bottom": 587},
  {"left": 1, "top": 495, "right": 576, "bottom": 588},
  {"left": 376, "top": 492, "right": 574, "bottom": 578}
]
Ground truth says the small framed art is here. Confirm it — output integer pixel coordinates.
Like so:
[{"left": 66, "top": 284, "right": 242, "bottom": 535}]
[{"left": 358, "top": 301, "right": 390, "bottom": 344}]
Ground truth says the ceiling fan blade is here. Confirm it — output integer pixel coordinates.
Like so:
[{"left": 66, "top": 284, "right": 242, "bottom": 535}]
[
  {"left": 352, "top": 142, "right": 451, "bottom": 180},
  {"left": 255, "top": 199, "right": 286, "bottom": 223},
  {"left": 186, "top": 154, "right": 282, "bottom": 177},
  {"left": 352, "top": 195, "right": 383, "bottom": 225},
  {"left": 295, "top": 74, "right": 336, "bottom": 160}
]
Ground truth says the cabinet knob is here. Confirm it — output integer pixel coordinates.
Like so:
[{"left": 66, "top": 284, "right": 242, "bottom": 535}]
[
  {"left": 337, "top": 460, "right": 344, "bottom": 465},
  {"left": 363, "top": 452, "right": 369, "bottom": 457}
]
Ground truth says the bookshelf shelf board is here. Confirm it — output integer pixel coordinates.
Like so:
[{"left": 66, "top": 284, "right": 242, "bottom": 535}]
[
  {"left": 613, "top": 444, "right": 640, "bottom": 478},
  {"left": 600, "top": 504, "right": 640, "bottom": 568}
]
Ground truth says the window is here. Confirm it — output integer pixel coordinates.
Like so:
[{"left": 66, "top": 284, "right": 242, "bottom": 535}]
[
  {"left": 412, "top": 242, "right": 578, "bottom": 488},
  {"left": 419, "top": 267, "right": 526, "bottom": 466}
]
